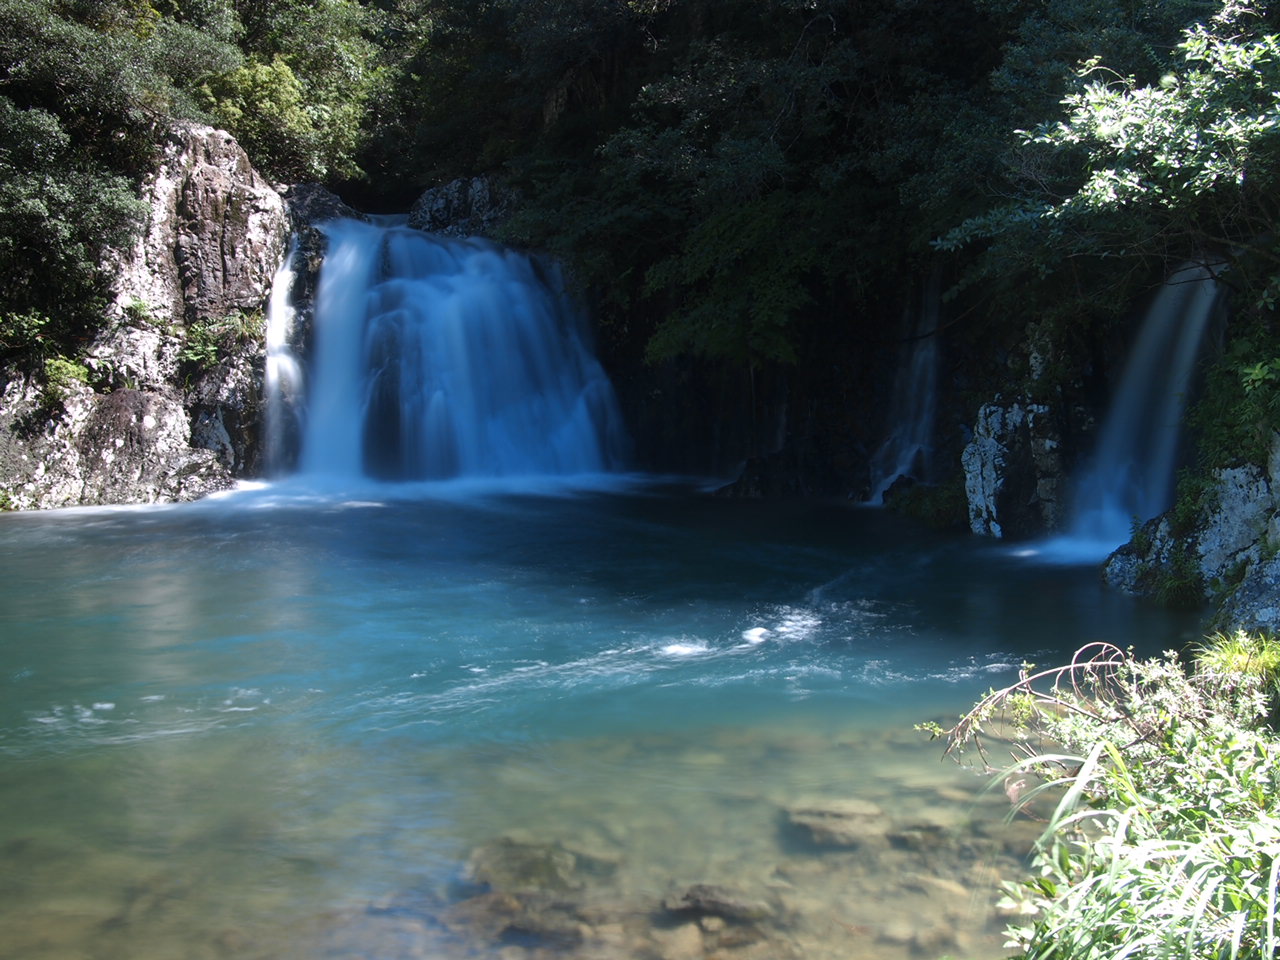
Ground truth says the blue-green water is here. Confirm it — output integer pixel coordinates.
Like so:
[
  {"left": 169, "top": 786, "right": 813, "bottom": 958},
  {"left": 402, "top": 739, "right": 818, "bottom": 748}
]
[{"left": 0, "top": 481, "right": 1201, "bottom": 960}]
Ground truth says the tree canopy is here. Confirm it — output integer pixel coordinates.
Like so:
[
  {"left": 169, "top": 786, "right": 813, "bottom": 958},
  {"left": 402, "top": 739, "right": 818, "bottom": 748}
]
[
  {"left": 940, "top": 0, "right": 1280, "bottom": 309},
  {"left": 4, "top": 0, "right": 1278, "bottom": 378}
]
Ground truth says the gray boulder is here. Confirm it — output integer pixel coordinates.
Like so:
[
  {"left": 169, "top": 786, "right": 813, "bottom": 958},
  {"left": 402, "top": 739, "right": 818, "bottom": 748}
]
[
  {"left": 408, "top": 176, "right": 518, "bottom": 238},
  {"left": 962, "top": 400, "right": 1069, "bottom": 538},
  {"left": 1104, "top": 438, "right": 1280, "bottom": 631}
]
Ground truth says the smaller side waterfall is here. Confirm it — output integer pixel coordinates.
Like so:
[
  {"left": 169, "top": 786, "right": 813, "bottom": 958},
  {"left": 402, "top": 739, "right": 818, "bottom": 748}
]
[
  {"left": 264, "top": 239, "right": 303, "bottom": 476},
  {"left": 866, "top": 282, "right": 940, "bottom": 503},
  {"left": 278, "top": 217, "right": 628, "bottom": 482},
  {"left": 1044, "top": 263, "right": 1220, "bottom": 560}
]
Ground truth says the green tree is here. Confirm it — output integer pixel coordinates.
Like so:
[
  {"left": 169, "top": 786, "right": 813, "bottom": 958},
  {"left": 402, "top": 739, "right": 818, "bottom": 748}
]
[
  {"left": 0, "top": 0, "right": 240, "bottom": 358},
  {"left": 202, "top": 0, "right": 379, "bottom": 182},
  {"left": 940, "top": 0, "right": 1280, "bottom": 306}
]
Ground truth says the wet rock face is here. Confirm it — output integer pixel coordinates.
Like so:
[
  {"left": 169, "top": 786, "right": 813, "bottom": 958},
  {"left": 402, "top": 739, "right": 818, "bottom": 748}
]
[
  {"left": 1105, "top": 438, "right": 1280, "bottom": 632},
  {"left": 284, "top": 182, "right": 365, "bottom": 233},
  {"left": 407, "top": 176, "right": 518, "bottom": 238},
  {"left": 962, "top": 400, "right": 1068, "bottom": 539},
  {"left": 1, "top": 124, "right": 287, "bottom": 509},
  {"left": 277, "top": 183, "right": 368, "bottom": 369}
]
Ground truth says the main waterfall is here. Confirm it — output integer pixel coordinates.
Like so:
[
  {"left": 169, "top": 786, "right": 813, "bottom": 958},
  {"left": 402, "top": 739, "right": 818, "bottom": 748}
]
[{"left": 275, "top": 218, "right": 628, "bottom": 482}]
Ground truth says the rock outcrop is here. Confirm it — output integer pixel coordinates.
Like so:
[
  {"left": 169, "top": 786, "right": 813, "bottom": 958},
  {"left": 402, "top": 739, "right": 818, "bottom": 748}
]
[
  {"left": 407, "top": 176, "right": 518, "bottom": 238},
  {"left": 1105, "top": 435, "right": 1280, "bottom": 632},
  {"left": 0, "top": 374, "right": 230, "bottom": 509},
  {"left": 111, "top": 123, "right": 288, "bottom": 327},
  {"left": 959, "top": 317, "right": 1096, "bottom": 540},
  {"left": 961, "top": 398, "right": 1074, "bottom": 539},
  {"left": 0, "top": 124, "right": 288, "bottom": 509}
]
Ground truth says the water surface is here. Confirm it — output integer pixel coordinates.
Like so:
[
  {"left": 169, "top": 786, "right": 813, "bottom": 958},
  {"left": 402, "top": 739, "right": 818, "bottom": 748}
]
[{"left": 0, "top": 482, "right": 1202, "bottom": 960}]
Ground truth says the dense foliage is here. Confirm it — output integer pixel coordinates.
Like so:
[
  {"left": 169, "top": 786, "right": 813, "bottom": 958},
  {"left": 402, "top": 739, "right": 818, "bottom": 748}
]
[
  {"left": 356, "top": 0, "right": 1239, "bottom": 363},
  {"left": 0, "top": 0, "right": 376, "bottom": 362},
  {"left": 4, "top": 0, "right": 1280, "bottom": 428},
  {"left": 7, "top": 0, "right": 1269, "bottom": 368},
  {"left": 938, "top": 636, "right": 1280, "bottom": 960},
  {"left": 941, "top": 2, "right": 1280, "bottom": 302},
  {"left": 0, "top": 0, "right": 226, "bottom": 355}
]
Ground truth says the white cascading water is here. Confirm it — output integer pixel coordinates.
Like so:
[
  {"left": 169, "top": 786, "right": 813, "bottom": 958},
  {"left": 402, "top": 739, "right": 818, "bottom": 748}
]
[
  {"left": 281, "top": 217, "right": 628, "bottom": 481},
  {"left": 1040, "top": 263, "right": 1220, "bottom": 561},
  {"left": 264, "top": 238, "right": 303, "bottom": 476},
  {"left": 866, "top": 281, "right": 940, "bottom": 503}
]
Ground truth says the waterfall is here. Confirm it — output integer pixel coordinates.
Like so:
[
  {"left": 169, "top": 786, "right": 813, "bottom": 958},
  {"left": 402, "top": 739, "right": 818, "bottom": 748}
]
[
  {"left": 1042, "top": 263, "right": 1220, "bottom": 560},
  {"left": 264, "top": 239, "right": 303, "bottom": 476},
  {"left": 866, "top": 281, "right": 940, "bottom": 503},
  {"left": 270, "top": 217, "right": 628, "bottom": 482}
]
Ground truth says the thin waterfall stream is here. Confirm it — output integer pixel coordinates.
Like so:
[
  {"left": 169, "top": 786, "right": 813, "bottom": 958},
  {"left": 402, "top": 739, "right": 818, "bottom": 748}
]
[
  {"left": 866, "top": 280, "right": 940, "bottom": 503},
  {"left": 1038, "top": 263, "right": 1220, "bottom": 561}
]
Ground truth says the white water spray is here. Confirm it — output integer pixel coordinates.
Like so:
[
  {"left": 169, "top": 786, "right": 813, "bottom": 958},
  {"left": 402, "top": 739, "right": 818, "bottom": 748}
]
[
  {"left": 280, "top": 218, "right": 628, "bottom": 482},
  {"left": 264, "top": 239, "right": 303, "bottom": 476}
]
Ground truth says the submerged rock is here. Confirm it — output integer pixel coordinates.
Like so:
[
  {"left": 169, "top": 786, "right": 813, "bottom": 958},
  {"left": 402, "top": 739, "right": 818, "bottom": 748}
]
[
  {"left": 784, "top": 797, "right": 889, "bottom": 849},
  {"left": 460, "top": 838, "right": 583, "bottom": 895},
  {"left": 651, "top": 921, "right": 704, "bottom": 960},
  {"left": 432, "top": 835, "right": 632, "bottom": 952},
  {"left": 661, "top": 883, "right": 774, "bottom": 923},
  {"left": 439, "top": 891, "right": 585, "bottom": 948}
]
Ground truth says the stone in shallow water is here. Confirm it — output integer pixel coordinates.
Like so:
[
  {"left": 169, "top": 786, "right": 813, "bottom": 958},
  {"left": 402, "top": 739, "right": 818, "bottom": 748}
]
[
  {"left": 784, "top": 797, "right": 889, "bottom": 849},
  {"left": 439, "top": 891, "right": 584, "bottom": 948},
  {"left": 461, "top": 838, "right": 582, "bottom": 894},
  {"left": 651, "top": 921, "right": 704, "bottom": 960},
  {"left": 661, "top": 883, "right": 774, "bottom": 923}
]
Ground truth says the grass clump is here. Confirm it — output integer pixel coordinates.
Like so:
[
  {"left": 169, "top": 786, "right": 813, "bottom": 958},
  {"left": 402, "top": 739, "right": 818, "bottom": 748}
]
[
  {"left": 938, "top": 640, "right": 1280, "bottom": 960},
  {"left": 177, "top": 311, "right": 265, "bottom": 378},
  {"left": 40, "top": 355, "right": 89, "bottom": 407},
  {"left": 1196, "top": 630, "right": 1280, "bottom": 721}
]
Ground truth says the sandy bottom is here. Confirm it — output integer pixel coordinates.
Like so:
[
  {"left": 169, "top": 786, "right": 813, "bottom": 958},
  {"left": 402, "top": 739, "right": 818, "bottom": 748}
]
[{"left": 1, "top": 711, "right": 1033, "bottom": 960}]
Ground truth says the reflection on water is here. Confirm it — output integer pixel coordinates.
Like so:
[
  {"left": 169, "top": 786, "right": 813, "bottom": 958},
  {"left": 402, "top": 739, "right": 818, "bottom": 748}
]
[{"left": 0, "top": 484, "right": 1203, "bottom": 959}]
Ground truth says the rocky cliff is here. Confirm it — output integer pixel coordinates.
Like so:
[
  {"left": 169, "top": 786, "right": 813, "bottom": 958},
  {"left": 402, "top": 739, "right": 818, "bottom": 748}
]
[
  {"left": 0, "top": 123, "right": 288, "bottom": 509},
  {"left": 1105, "top": 434, "right": 1280, "bottom": 633},
  {"left": 959, "top": 320, "right": 1098, "bottom": 539}
]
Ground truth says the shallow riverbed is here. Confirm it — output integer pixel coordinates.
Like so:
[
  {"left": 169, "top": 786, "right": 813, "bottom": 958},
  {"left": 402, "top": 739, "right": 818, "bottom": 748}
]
[{"left": 0, "top": 480, "right": 1202, "bottom": 960}]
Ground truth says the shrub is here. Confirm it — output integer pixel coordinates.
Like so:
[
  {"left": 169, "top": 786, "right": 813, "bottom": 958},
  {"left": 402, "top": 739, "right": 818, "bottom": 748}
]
[
  {"left": 41, "top": 355, "right": 90, "bottom": 407},
  {"left": 1196, "top": 629, "right": 1280, "bottom": 719},
  {"left": 0, "top": 311, "right": 52, "bottom": 361},
  {"left": 938, "top": 641, "right": 1280, "bottom": 960},
  {"left": 178, "top": 311, "right": 264, "bottom": 377}
]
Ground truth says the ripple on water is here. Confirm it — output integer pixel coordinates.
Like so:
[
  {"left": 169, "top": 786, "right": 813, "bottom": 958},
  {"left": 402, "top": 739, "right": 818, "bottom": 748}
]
[{"left": 0, "top": 490, "right": 1203, "bottom": 959}]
